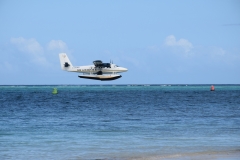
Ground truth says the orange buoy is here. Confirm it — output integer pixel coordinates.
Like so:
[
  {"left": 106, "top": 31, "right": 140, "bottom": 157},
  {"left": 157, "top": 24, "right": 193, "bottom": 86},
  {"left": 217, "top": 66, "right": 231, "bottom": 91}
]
[{"left": 210, "top": 85, "right": 215, "bottom": 91}]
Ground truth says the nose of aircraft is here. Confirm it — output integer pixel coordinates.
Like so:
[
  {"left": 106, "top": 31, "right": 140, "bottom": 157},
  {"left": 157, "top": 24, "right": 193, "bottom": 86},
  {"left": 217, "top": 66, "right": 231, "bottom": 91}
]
[{"left": 121, "top": 67, "right": 128, "bottom": 72}]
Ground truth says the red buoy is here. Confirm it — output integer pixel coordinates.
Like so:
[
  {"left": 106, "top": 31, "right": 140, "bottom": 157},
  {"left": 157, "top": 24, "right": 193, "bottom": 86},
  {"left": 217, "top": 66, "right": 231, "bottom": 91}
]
[{"left": 210, "top": 85, "right": 215, "bottom": 91}]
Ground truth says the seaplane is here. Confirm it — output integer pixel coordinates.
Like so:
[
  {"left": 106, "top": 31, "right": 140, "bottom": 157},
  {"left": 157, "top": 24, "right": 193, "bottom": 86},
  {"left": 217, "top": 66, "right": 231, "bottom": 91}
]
[{"left": 59, "top": 53, "right": 128, "bottom": 81}]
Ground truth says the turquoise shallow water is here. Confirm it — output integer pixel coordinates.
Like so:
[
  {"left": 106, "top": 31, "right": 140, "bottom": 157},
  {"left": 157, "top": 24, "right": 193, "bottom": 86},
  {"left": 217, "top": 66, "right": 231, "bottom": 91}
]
[{"left": 0, "top": 85, "right": 240, "bottom": 159}]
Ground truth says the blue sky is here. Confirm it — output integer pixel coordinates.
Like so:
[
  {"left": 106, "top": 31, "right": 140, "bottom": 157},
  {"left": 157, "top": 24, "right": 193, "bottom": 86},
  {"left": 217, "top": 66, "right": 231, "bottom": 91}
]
[{"left": 0, "top": 0, "right": 240, "bottom": 84}]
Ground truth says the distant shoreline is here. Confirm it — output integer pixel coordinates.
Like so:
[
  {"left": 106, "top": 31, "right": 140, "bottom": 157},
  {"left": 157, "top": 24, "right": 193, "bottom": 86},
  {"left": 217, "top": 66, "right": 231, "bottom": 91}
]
[{"left": 1, "top": 84, "right": 240, "bottom": 86}]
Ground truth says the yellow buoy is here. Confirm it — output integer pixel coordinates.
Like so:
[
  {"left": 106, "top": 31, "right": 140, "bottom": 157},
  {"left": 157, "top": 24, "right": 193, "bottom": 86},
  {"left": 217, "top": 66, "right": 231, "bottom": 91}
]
[{"left": 52, "top": 88, "right": 58, "bottom": 94}]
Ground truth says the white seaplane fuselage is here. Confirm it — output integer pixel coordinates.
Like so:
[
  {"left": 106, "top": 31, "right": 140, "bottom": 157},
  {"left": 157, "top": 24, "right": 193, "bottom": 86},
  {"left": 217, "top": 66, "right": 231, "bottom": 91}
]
[{"left": 59, "top": 53, "right": 128, "bottom": 81}]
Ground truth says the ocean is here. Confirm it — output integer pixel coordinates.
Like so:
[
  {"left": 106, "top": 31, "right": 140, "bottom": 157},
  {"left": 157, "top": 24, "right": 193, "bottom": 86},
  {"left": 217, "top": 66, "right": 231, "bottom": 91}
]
[{"left": 0, "top": 85, "right": 240, "bottom": 160}]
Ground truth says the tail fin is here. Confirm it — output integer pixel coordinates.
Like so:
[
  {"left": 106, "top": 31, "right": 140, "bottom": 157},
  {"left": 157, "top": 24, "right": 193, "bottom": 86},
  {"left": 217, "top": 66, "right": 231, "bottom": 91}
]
[{"left": 59, "top": 53, "right": 73, "bottom": 71}]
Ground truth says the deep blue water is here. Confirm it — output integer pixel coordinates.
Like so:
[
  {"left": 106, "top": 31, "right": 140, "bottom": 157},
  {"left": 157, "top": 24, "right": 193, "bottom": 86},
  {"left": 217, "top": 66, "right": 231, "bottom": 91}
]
[{"left": 0, "top": 85, "right": 240, "bottom": 160}]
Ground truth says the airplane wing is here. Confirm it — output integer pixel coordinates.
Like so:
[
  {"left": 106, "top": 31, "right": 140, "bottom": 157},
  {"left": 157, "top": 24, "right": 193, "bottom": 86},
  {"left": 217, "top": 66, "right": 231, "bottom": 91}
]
[{"left": 93, "top": 60, "right": 111, "bottom": 68}]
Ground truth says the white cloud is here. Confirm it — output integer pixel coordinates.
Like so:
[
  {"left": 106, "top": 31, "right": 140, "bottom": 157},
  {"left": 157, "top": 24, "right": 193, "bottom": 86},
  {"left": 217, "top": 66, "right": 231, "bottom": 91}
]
[
  {"left": 11, "top": 37, "right": 43, "bottom": 55},
  {"left": 10, "top": 38, "right": 71, "bottom": 68},
  {"left": 11, "top": 37, "right": 49, "bottom": 66},
  {"left": 210, "top": 47, "right": 226, "bottom": 57},
  {"left": 164, "top": 35, "right": 193, "bottom": 53},
  {"left": 47, "top": 40, "right": 69, "bottom": 52}
]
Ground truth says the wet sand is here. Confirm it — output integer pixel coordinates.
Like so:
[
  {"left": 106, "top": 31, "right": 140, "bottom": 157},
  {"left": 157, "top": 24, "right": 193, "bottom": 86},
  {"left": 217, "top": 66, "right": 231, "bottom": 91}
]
[{"left": 130, "top": 150, "right": 240, "bottom": 160}]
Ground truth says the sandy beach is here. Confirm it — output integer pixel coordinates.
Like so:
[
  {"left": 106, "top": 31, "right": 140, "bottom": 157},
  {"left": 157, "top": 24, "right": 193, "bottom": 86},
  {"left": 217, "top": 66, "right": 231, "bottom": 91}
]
[{"left": 130, "top": 150, "right": 240, "bottom": 160}]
